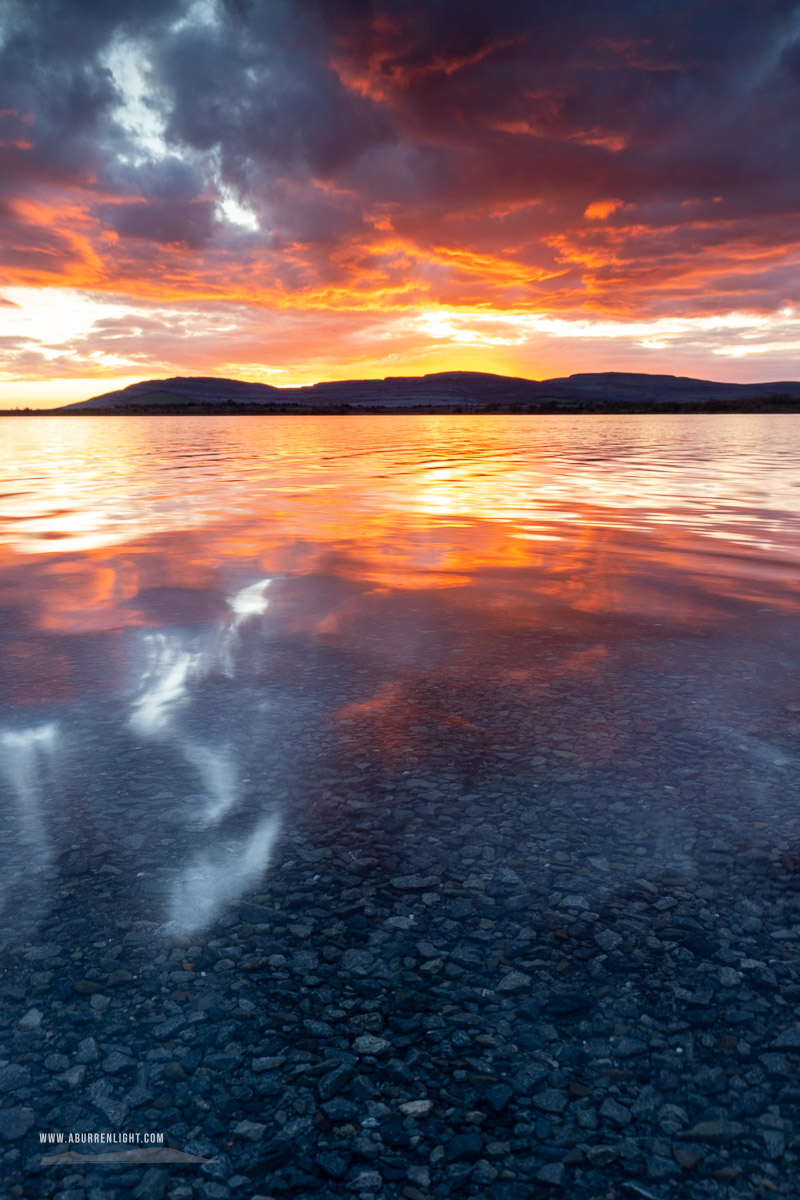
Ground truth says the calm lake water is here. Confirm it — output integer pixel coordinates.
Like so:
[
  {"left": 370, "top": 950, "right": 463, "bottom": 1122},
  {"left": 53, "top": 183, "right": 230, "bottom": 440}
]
[{"left": 1, "top": 412, "right": 799, "bottom": 937}]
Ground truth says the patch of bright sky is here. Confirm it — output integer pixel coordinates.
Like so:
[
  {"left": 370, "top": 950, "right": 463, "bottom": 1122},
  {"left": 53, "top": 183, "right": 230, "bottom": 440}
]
[
  {"left": 102, "top": 38, "right": 170, "bottom": 165},
  {"left": 170, "top": 0, "right": 220, "bottom": 33},
  {"left": 410, "top": 306, "right": 800, "bottom": 358},
  {"left": 208, "top": 148, "right": 262, "bottom": 231},
  {"left": 1, "top": 287, "right": 130, "bottom": 356},
  {"left": 0, "top": 377, "right": 146, "bottom": 408},
  {"left": 219, "top": 361, "right": 288, "bottom": 379},
  {"left": 415, "top": 310, "right": 525, "bottom": 346},
  {"left": 217, "top": 187, "right": 261, "bottom": 231},
  {"left": 716, "top": 339, "right": 800, "bottom": 359},
  {"left": 3, "top": 282, "right": 799, "bottom": 408}
]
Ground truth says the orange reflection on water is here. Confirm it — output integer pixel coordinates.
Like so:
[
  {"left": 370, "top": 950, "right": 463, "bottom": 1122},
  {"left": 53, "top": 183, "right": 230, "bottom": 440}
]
[
  {"left": 2, "top": 413, "right": 800, "bottom": 722},
  {"left": 336, "top": 680, "right": 487, "bottom": 771},
  {"left": 2, "top": 498, "right": 799, "bottom": 696}
]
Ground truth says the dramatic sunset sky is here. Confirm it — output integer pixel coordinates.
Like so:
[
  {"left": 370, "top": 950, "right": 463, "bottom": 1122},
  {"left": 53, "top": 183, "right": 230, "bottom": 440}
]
[{"left": 2, "top": 0, "right": 800, "bottom": 407}]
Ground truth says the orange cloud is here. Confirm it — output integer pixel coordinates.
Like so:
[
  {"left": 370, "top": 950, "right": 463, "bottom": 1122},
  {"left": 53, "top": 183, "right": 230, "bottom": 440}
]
[
  {"left": 584, "top": 198, "right": 627, "bottom": 220},
  {"left": 2, "top": 0, "right": 800, "bottom": 399}
]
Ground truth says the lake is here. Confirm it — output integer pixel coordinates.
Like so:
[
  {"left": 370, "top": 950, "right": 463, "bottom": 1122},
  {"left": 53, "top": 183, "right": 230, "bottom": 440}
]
[
  {"left": 2, "top": 413, "right": 800, "bottom": 1190},
  {"left": 1, "top": 412, "right": 799, "bottom": 933}
]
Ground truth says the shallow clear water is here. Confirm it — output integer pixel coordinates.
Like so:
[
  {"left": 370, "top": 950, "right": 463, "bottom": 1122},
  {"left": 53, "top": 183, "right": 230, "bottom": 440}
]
[{"left": 1, "top": 412, "right": 800, "bottom": 937}]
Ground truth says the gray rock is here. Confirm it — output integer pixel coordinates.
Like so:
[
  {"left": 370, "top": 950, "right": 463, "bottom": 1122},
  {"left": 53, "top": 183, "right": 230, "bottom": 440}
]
[
  {"left": 123, "top": 1067, "right": 153, "bottom": 1109},
  {"left": 233, "top": 1120, "right": 266, "bottom": 1141},
  {"left": 251, "top": 1055, "right": 285, "bottom": 1073},
  {"left": 486, "top": 1083, "right": 513, "bottom": 1112},
  {"left": 679, "top": 1119, "right": 745, "bottom": 1144},
  {"left": 340, "top": 949, "right": 374, "bottom": 972},
  {"left": 513, "top": 1063, "right": 549, "bottom": 1093},
  {"left": 196, "top": 1184, "right": 230, "bottom": 1200},
  {"left": 133, "top": 1168, "right": 169, "bottom": 1200},
  {"left": 0, "top": 1107, "right": 34, "bottom": 1140},
  {"left": 772, "top": 1025, "right": 800, "bottom": 1050},
  {"left": 318, "top": 1063, "right": 355, "bottom": 1101},
  {"left": 595, "top": 929, "right": 623, "bottom": 952},
  {"left": 614, "top": 1036, "right": 647, "bottom": 1057},
  {"left": 536, "top": 1162, "right": 566, "bottom": 1186},
  {"left": 497, "top": 970, "right": 531, "bottom": 995},
  {"left": 88, "top": 1080, "right": 129, "bottom": 1125},
  {"left": 350, "top": 1168, "right": 382, "bottom": 1192},
  {"left": 472, "top": 1159, "right": 498, "bottom": 1185},
  {"left": 533, "top": 1088, "right": 569, "bottom": 1114},
  {"left": 390, "top": 875, "right": 437, "bottom": 891},
  {"left": 399, "top": 1099, "right": 432, "bottom": 1117},
  {"left": 586, "top": 1144, "right": 619, "bottom": 1166},
  {"left": 353, "top": 1034, "right": 390, "bottom": 1056},
  {"left": 73, "top": 979, "right": 104, "bottom": 994},
  {"left": 647, "top": 1155, "right": 681, "bottom": 1180},
  {"left": 19, "top": 1007, "right": 43, "bottom": 1030},
  {"left": 0, "top": 1063, "right": 31, "bottom": 1090},
  {"left": 59, "top": 1065, "right": 87, "bottom": 1088},
  {"left": 351, "top": 1134, "right": 380, "bottom": 1160},
  {"left": 672, "top": 1145, "right": 702, "bottom": 1169},
  {"left": 102, "top": 1051, "right": 134, "bottom": 1074},
  {"left": 762, "top": 1129, "right": 785, "bottom": 1158},
  {"left": 76, "top": 1037, "right": 99, "bottom": 1063},
  {"left": 316, "top": 1151, "right": 348, "bottom": 1178},
  {"left": 44, "top": 1052, "right": 70, "bottom": 1073},
  {"left": 322, "top": 1097, "right": 357, "bottom": 1122},
  {"left": 162, "top": 1061, "right": 186, "bottom": 1081}
]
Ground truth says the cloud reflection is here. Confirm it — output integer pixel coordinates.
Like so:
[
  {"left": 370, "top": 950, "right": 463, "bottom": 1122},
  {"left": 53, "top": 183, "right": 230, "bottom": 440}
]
[
  {"left": 215, "top": 576, "right": 271, "bottom": 677},
  {"left": 166, "top": 813, "right": 281, "bottom": 936},
  {"left": 182, "top": 742, "right": 240, "bottom": 826},
  {"left": 2, "top": 418, "right": 800, "bottom": 940},
  {"left": 0, "top": 722, "right": 58, "bottom": 912},
  {"left": 125, "top": 577, "right": 277, "bottom": 928},
  {"left": 129, "top": 632, "right": 202, "bottom": 736}
]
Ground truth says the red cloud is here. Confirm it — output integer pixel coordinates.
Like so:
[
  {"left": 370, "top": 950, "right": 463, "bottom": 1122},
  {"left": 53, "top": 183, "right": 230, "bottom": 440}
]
[{"left": 1, "top": 0, "right": 799, "bottom": 394}]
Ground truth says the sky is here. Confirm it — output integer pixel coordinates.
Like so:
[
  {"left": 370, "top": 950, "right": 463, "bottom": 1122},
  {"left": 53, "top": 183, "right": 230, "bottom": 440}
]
[{"left": 1, "top": 0, "right": 800, "bottom": 407}]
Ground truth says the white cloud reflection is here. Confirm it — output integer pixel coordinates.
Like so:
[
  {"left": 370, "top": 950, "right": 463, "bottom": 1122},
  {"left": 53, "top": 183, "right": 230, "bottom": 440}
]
[
  {"left": 0, "top": 723, "right": 59, "bottom": 911},
  {"left": 166, "top": 813, "right": 281, "bottom": 935},
  {"left": 127, "top": 579, "right": 277, "bottom": 930}
]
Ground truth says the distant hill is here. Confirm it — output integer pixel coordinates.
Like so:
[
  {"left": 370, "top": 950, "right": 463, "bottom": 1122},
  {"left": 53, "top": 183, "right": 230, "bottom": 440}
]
[{"left": 57, "top": 370, "right": 800, "bottom": 412}]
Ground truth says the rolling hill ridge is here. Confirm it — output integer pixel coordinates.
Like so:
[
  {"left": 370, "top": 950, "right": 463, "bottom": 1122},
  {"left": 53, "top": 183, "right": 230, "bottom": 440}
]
[{"left": 59, "top": 370, "right": 800, "bottom": 412}]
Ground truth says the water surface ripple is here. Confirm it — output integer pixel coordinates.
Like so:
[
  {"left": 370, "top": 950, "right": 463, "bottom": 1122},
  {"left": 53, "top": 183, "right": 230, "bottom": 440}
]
[{"left": 3, "top": 413, "right": 800, "bottom": 1193}]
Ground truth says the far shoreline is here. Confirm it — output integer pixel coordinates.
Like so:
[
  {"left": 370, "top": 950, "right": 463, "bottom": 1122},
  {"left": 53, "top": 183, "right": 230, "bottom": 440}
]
[{"left": 4, "top": 399, "right": 800, "bottom": 417}]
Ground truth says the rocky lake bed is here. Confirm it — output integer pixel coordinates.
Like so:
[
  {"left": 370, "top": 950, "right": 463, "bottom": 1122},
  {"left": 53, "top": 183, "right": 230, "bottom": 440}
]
[
  {"left": 3, "top": 637, "right": 800, "bottom": 1200},
  {"left": 3, "top": 412, "right": 800, "bottom": 1199}
]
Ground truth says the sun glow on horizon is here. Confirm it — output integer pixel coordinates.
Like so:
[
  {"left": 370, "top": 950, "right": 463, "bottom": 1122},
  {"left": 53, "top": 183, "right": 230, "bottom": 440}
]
[
  {"left": 1, "top": 1, "right": 799, "bottom": 403},
  {"left": 3, "top": 286, "right": 800, "bottom": 408}
]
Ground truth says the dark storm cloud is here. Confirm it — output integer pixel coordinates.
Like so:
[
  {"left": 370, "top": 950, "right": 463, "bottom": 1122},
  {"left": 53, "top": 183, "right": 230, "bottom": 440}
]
[
  {"left": 1, "top": 0, "right": 799, "bottom": 315},
  {"left": 153, "top": 12, "right": 391, "bottom": 182},
  {"left": 0, "top": 1, "right": 158, "bottom": 176},
  {"left": 321, "top": 0, "right": 800, "bottom": 205},
  {"left": 96, "top": 157, "right": 218, "bottom": 247},
  {"left": 100, "top": 197, "right": 218, "bottom": 247},
  {"left": 0, "top": 0, "right": 793, "bottom": 202}
]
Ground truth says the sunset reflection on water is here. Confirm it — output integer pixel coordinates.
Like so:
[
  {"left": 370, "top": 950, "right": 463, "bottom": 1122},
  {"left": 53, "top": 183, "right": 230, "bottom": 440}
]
[
  {"left": 1, "top": 412, "right": 799, "bottom": 701},
  {"left": 1, "top": 412, "right": 799, "bottom": 932}
]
